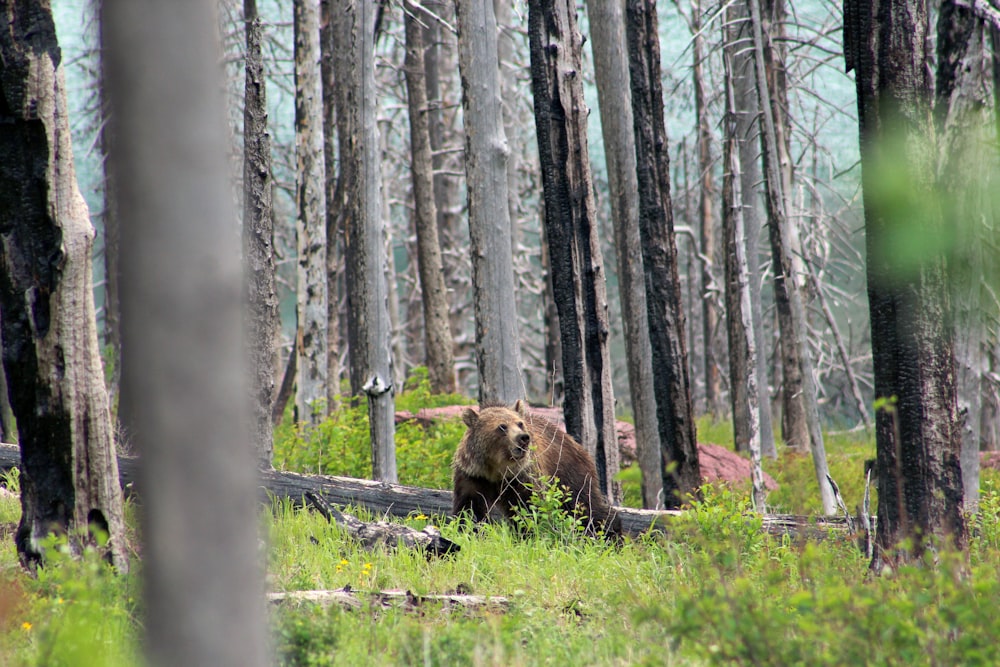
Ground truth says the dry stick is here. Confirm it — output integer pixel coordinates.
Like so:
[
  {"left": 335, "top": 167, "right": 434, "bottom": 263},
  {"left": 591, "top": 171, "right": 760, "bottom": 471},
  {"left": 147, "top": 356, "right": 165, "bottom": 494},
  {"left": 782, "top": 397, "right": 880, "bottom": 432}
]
[
  {"left": 268, "top": 588, "right": 508, "bottom": 613},
  {"left": 803, "top": 258, "right": 873, "bottom": 432}
]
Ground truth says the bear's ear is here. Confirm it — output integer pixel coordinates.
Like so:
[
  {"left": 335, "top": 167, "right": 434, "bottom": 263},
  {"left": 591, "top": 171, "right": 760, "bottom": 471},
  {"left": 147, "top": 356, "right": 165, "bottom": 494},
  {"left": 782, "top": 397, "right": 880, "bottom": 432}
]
[
  {"left": 513, "top": 399, "right": 527, "bottom": 417},
  {"left": 462, "top": 408, "right": 479, "bottom": 428}
]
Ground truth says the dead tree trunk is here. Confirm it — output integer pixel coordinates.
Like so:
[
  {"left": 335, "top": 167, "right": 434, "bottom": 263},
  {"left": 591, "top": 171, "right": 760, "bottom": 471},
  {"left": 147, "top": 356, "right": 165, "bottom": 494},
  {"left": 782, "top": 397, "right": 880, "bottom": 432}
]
[
  {"left": 845, "top": 0, "right": 968, "bottom": 566},
  {"left": 320, "top": 0, "right": 342, "bottom": 408},
  {"left": 747, "top": 0, "right": 835, "bottom": 514},
  {"left": 294, "top": 0, "right": 329, "bottom": 424},
  {"left": 692, "top": 0, "right": 723, "bottom": 421},
  {"left": 244, "top": 0, "right": 279, "bottom": 468},
  {"left": 334, "top": 0, "right": 397, "bottom": 481},
  {"left": 455, "top": 0, "right": 525, "bottom": 404},
  {"left": 626, "top": 0, "right": 702, "bottom": 507},
  {"left": 528, "top": 0, "right": 620, "bottom": 500},
  {"left": 722, "top": 51, "right": 767, "bottom": 510},
  {"left": 404, "top": 2, "right": 457, "bottom": 395},
  {"left": 586, "top": 0, "right": 664, "bottom": 508},
  {"left": 0, "top": 1, "right": 128, "bottom": 570},
  {"left": 723, "top": 1, "right": 777, "bottom": 458}
]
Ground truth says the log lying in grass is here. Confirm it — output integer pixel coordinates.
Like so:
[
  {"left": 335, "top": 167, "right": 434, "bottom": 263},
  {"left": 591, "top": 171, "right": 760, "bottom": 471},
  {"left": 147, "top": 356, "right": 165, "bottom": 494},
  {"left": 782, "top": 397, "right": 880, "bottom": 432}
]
[
  {"left": 304, "top": 491, "right": 459, "bottom": 556},
  {"left": 268, "top": 587, "right": 509, "bottom": 613},
  {"left": 0, "top": 442, "right": 859, "bottom": 539}
]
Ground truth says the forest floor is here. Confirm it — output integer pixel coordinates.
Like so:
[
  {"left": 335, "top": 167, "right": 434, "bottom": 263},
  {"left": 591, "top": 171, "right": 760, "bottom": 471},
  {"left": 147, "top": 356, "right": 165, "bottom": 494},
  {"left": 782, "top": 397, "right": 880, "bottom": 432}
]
[{"left": 1, "top": 393, "right": 999, "bottom": 665}]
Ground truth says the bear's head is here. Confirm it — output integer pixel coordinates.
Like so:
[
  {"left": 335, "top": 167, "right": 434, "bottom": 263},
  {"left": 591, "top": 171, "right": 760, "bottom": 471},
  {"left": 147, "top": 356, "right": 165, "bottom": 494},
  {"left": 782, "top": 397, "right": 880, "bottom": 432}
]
[{"left": 460, "top": 399, "right": 532, "bottom": 479}]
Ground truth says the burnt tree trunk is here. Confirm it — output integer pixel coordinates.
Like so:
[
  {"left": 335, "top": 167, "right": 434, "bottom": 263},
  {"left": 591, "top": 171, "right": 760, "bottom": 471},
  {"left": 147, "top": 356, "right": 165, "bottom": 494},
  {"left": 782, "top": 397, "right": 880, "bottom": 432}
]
[
  {"left": 586, "top": 0, "right": 664, "bottom": 508},
  {"left": 844, "top": 0, "right": 968, "bottom": 566},
  {"left": 626, "top": 0, "right": 702, "bottom": 507},
  {"left": 0, "top": 0, "right": 128, "bottom": 570},
  {"left": 528, "top": 0, "right": 619, "bottom": 500}
]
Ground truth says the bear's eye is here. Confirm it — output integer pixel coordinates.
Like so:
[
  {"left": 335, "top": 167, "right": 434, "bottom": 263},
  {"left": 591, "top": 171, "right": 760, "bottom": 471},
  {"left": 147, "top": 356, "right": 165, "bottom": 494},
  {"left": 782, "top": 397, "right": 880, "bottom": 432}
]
[
  {"left": 497, "top": 424, "right": 507, "bottom": 434},
  {"left": 517, "top": 421, "right": 525, "bottom": 430}
]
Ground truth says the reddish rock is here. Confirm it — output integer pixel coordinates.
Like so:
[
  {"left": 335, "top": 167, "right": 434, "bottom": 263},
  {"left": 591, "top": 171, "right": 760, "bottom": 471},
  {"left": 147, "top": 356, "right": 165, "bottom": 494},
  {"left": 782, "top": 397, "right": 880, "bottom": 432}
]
[
  {"left": 397, "top": 404, "right": 777, "bottom": 490},
  {"left": 980, "top": 451, "right": 1000, "bottom": 471}
]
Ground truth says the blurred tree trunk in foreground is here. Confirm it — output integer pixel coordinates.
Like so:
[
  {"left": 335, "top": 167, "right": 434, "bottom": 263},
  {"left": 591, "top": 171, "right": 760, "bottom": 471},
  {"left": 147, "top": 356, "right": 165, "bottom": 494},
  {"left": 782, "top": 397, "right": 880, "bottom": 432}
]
[{"left": 103, "top": 0, "right": 269, "bottom": 662}]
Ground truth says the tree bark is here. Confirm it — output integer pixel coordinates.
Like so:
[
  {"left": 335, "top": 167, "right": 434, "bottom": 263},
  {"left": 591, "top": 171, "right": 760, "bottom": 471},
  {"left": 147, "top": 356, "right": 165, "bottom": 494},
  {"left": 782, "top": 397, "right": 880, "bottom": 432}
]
[
  {"left": 295, "top": 0, "right": 329, "bottom": 424},
  {"left": 844, "top": 0, "right": 968, "bottom": 565},
  {"left": 935, "top": 0, "right": 989, "bottom": 512},
  {"left": 586, "top": 0, "right": 663, "bottom": 508},
  {"left": 320, "top": 0, "right": 343, "bottom": 409},
  {"left": 528, "top": 0, "right": 620, "bottom": 500},
  {"left": 244, "top": 0, "right": 278, "bottom": 468},
  {"left": 404, "top": 5, "right": 457, "bottom": 395},
  {"left": 455, "top": 0, "right": 525, "bottom": 404},
  {"left": 692, "top": 0, "right": 723, "bottom": 421},
  {"left": 335, "top": 0, "right": 398, "bottom": 482},
  {"left": 722, "top": 2, "right": 777, "bottom": 458},
  {"left": 0, "top": 0, "right": 128, "bottom": 570},
  {"left": 625, "top": 0, "right": 702, "bottom": 507},
  {"left": 103, "top": 0, "right": 268, "bottom": 662},
  {"left": 722, "top": 52, "right": 767, "bottom": 511},
  {"left": 748, "top": 0, "right": 834, "bottom": 513}
]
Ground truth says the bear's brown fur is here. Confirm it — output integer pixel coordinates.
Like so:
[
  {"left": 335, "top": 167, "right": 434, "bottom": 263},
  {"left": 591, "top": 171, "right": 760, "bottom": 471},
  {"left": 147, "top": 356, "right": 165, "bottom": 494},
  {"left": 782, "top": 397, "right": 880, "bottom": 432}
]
[{"left": 451, "top": 400, "right": 621, "bottom": 537}]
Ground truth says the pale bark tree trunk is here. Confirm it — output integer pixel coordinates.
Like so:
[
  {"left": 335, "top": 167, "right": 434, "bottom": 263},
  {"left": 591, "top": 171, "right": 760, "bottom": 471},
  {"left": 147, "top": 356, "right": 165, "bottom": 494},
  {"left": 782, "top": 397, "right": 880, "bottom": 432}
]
[
  {"left": 295, "top": 0, "right": 329, "bottom": 424},
  {"left": 423, "top": 1, "right": 465, "bottom": 359},
  {"left": 103, "top": 0, "right": 268, "bottom": 662},
  {"left": 335, "top": 0, "right": 397, "bottom": 481},
  {"left": 692, "top": 0, "right": 723, "bottom": 421},
  {"left": 722, "top": 54, "right": 766, "bottom": 509},
  {"left": 320, "top": 0, "right": 342, "bottom": 408},
  {"left": 244, "top": 0, "right": 278, "bottom": 468},
  {"left": 455, "top": 0, "right": 525, "bottom": 404},
  {"left": 724, "top": 3, "right": 777, "bottom": 458},
  {"left": 0, "top": 0, "right": 128, "bottom": 571},
  {"left": 404, "top": 3, "right": 457, "bottom": 395},
  {"left": 528, "top": 0, "right": 619, "bottom": 501},
  {"left": 748, "top": 0, "right": 834, "bottom": 513},
  {"left": 844, "top": 0, "right": 968, "bottom": 565},
  {"left": 935, "top": 1, "right": 988, "bottom": 512},
  {"left": 626, "top": 0, "right": 702, "bottom": 507},
  {"left": 586, "top": 0, "right": 663, "bottom": 508},
  {"left": 756, "top": 0, "right": 800, "bottom": 458}
]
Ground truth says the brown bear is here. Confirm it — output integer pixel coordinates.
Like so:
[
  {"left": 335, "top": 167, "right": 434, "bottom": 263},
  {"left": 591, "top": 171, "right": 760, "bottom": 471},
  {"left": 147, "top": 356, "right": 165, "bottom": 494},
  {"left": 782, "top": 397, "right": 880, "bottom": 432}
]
[{"left": 451, "top": 400, "right": 621, "bottom": 538}]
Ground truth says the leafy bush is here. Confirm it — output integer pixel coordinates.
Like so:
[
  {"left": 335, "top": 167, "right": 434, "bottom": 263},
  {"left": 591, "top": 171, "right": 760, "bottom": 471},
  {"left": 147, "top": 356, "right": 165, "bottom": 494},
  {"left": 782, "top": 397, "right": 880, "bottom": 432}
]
[{"left": 509, "top": 479, "right": 587, "bottom": 543}]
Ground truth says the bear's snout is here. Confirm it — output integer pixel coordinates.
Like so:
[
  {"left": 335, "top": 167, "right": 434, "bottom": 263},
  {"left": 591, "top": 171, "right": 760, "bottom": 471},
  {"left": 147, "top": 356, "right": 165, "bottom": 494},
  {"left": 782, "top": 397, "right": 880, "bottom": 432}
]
[{"left": 511, "top": 432, "right": 530, "bottom": 458}]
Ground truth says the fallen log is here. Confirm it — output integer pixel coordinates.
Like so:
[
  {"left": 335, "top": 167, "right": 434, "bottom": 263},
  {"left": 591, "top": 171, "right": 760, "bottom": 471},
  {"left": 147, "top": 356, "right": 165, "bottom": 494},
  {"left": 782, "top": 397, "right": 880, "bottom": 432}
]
[
  {"left": 0, "top": 442, "right": 858, "bottom": 539},
  {"left": 268, "top": 587, "right": 509, "bottom": 613},
  {"left": 304, "top": 491, "right": 459, "bottom": 556}
]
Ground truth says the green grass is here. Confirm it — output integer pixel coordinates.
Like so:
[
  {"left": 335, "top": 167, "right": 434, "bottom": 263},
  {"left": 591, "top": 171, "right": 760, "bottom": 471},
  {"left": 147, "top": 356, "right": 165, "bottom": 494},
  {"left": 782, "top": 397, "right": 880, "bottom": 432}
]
[{"left": 4, "top": 384, "right": 1000, "bottom": 665}]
